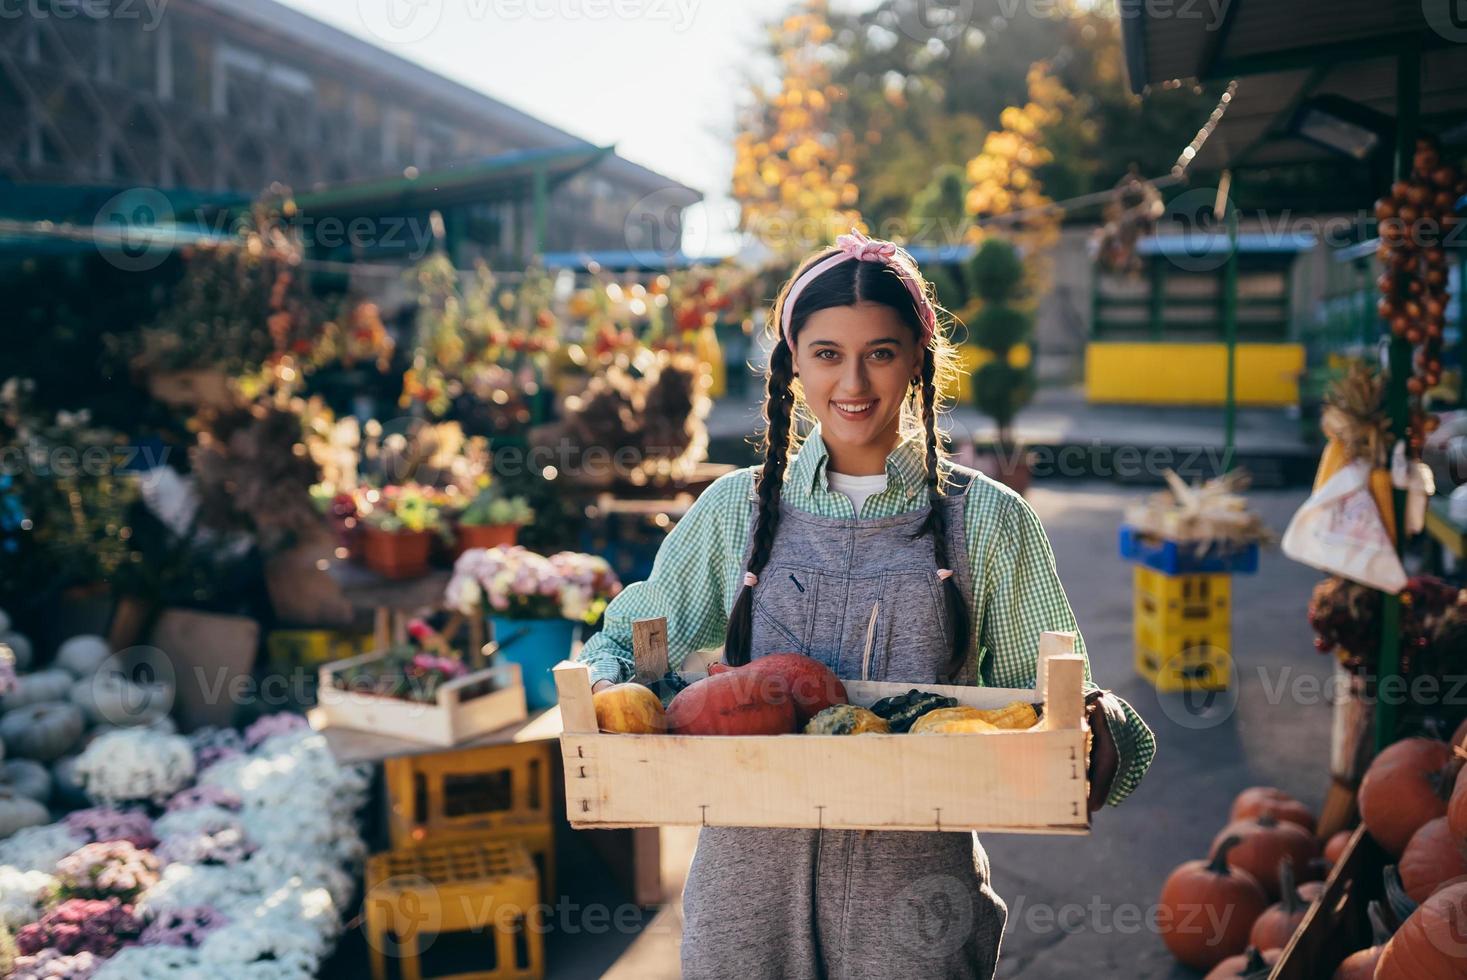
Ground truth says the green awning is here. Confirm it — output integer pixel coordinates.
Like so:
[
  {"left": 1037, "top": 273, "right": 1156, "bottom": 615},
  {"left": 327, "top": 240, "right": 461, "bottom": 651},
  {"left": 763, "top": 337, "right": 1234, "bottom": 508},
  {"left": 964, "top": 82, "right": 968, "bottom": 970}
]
[{"left": 289, "top": 144, "right": 615, "bottom": 217}]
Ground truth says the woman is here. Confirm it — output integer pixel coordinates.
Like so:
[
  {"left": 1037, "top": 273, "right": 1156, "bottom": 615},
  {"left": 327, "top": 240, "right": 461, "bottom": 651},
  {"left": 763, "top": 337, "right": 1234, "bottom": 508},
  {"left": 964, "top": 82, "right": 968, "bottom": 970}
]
[{"left": 578, "top": 230, "right": 1156, "bottom": 979}]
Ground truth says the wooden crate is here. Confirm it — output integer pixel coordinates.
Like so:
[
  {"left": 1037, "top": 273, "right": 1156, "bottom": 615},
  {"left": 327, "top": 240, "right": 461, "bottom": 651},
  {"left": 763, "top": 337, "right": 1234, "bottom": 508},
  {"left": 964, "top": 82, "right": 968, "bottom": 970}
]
[
  {"left": 314, "top": 653, "right": 527, "bottom": 747},
  {"left": 554, "top": 628, "right": 1091, "bottom": 834},
  {"left": 1272, "top": 825, "right": 1385, "bottom": 979},
  {"left": 364, "top": 838, "right": 543, "bottom": 980}
]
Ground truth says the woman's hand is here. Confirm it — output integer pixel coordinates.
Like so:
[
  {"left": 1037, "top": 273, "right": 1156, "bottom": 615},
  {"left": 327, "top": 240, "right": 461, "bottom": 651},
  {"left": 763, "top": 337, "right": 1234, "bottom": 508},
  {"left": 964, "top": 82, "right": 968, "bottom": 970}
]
[
  {"left": 1084, "top": 691, "right": 1121, "bottom": 815},
  {"left": 592, "top": 679, "right": 614, "bottom": 694}
]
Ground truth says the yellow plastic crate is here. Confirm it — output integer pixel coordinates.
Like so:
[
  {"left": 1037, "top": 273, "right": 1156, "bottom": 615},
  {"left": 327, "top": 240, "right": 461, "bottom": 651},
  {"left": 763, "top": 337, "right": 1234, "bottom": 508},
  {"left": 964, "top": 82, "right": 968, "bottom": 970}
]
[
  {"left": 266, "top": 629, "right": 372, "bottom": 673},
  {"left": 1133, "top": 566, "right": 1231, "bottom": 633},
  {"left": 1134, "top": 620, "right": 1232, "bottom": 692},
  {"left": 365, "top": 839, "right": 543, "bottom": 980}
]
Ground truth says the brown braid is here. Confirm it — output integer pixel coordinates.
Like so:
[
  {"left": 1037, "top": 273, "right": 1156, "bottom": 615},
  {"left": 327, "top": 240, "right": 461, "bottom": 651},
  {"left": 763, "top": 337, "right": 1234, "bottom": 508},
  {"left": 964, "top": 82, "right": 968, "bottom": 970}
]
[
  {"left": 915, "top": 350, "right": 972, "bottom": 682},
  {"left": 723, "top": 339, "right": 796, "bottom": 665}
]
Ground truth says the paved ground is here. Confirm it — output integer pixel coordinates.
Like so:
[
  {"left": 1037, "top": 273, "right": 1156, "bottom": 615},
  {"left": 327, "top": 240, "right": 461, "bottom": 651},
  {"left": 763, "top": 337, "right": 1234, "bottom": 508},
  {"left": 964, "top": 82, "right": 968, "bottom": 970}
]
[{"left": 531, "top": 480, "right": 1331, "bottom": 979}]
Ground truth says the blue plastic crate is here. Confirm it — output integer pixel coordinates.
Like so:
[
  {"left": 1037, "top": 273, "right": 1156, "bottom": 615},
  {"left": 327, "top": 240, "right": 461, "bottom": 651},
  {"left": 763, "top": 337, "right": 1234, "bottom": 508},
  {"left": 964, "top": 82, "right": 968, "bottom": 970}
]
[{"left": 1118, "top": 525, "right": 1260, "bottom": 575}]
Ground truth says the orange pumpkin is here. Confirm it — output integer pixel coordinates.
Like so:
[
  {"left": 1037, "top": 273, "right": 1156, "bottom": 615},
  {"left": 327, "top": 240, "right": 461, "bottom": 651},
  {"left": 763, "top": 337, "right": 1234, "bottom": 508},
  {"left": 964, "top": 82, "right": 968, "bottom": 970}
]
[
  {"left": 1451, "top": 765, "right": 1467, "bottom": 840},
  {"left": 1400, "top": 816, "right": 1467, "bottom": 903},
  {"left": 1331, "top": 900, "right": 1391, "bottom": 980},
  {"left": 665, "top": 670, "right": 797, "bottom": 736},
  {"left": 1159, "top": 835, "right": 1269, "bottom": 971},
  {"left": 1212, "top": 815, "right": 1322, "bottom": 900},
  {"left": 1323, "top": 830, "right": 1352, "bottom": 866},
  {"left": 1229, "top": 786, "right": 1316, "bottom": 833},
  {"left": 1359, "top": 737, "right": 1454, "bottom": 856},
  {"left": 593, "top": 683, "right": 667, "bottom": 734},
  {"left": 1249, "top": 858, "right": 1315, "bottom": 951},
  {"left": 1204, "top": 946, "right": 1279, "bottom": 979},
  {"left": 1375, "top": 880, "right": 1467, "bottom": 978}
]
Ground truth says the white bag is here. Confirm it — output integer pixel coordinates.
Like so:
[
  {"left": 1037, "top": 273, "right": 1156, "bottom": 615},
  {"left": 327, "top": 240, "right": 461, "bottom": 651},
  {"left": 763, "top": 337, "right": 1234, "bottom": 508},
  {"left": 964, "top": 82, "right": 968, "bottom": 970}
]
[{"left": 1281, "top": 460, "right": 1407, "bottom": 593}]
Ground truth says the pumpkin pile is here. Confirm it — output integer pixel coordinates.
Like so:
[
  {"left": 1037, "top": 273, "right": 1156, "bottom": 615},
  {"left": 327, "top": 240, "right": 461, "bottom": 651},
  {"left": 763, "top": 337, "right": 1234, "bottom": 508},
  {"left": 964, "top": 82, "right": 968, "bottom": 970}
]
[
  {"left": 1158, "top": 785, "right": 1325, "bottom": 971},
  {"left": 0, "top": 623, "right": 178, "bottom": 839},
  {"left": 590, "top": 655, "right": 1040, "bottom": 737}
]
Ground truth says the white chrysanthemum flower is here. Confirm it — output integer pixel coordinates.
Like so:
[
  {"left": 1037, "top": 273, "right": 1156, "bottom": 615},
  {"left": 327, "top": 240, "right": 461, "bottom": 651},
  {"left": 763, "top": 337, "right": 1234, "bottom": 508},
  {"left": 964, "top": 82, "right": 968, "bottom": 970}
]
[
  {"left": 0, "top": 865, "right": 57, "bottom": 929},
  {"left": 0, "top": 824, "right": 85, "bottom": 872},
  {"left": 92, "top": 944, "right": 202, "bottom": 979},
  {"left": 74, "top": 729, "right": 195, "bottom": 805}
]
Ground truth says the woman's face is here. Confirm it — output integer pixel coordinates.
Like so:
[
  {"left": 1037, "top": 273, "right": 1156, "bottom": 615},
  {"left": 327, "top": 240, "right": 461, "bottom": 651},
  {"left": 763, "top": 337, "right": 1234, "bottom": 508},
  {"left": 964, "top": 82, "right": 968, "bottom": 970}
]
[{"left": 792, "top": 301, "right": 923, "bottom": 463}]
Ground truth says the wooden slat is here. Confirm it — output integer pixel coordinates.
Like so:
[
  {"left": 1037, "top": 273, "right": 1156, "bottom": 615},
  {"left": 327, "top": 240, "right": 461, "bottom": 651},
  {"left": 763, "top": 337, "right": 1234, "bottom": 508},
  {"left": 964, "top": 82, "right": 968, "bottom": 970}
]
[
  {"left": 554, "top": 661, "right": 599, "bottom": 734},
  {"left": 563, "top": 728, "right": 1088, "bottom": 832}
]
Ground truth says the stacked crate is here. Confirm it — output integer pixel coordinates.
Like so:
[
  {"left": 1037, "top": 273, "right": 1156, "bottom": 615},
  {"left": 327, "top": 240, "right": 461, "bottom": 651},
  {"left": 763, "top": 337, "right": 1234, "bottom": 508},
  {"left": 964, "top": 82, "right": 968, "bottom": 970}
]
[
  {"left": 1121, "top": 526, "right": 1256, "bottom": 692},
  {"left": 383, "top": 742, "right": 556, "bottom": 905},
  {"left": 364, "top": 838, "right": 543, "bottom": 980}
]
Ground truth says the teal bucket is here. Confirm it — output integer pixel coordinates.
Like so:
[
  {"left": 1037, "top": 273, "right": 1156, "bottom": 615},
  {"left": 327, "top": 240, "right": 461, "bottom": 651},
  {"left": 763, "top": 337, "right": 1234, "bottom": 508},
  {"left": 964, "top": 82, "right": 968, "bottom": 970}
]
[{"left": 489, "top": 616, "right": 581, "bottom": 710}]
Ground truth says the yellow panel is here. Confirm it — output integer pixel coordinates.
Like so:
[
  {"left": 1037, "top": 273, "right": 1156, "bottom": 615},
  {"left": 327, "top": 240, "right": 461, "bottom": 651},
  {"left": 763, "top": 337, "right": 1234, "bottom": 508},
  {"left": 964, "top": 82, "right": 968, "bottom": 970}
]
[{"left": 1085, "top": 342, "right": 1305, "bottom": 406}]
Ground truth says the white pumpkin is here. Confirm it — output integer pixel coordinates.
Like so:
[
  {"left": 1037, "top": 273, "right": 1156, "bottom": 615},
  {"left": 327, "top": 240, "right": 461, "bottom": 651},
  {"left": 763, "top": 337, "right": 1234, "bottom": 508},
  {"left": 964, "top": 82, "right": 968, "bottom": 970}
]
[
  {"left": 55, "top": 635, "right": 111, "bottom": 678},
  {"left": 0, "top": 790, "right": 49, "bottom": 838},
  {"left": 70, "top": 674, "right": 172, "bottom": 727},
  {"left": 1, "top": 669, "right": 74, "bottom": 712},
  {"left": 0, "top": 702, "right": 85, "bottom": 762},
  {"left": 0, "top": 760, "right": 50, "bottom": 802},
  {"left": 0, "top": 632, "right": 33, "bottom": 673}
]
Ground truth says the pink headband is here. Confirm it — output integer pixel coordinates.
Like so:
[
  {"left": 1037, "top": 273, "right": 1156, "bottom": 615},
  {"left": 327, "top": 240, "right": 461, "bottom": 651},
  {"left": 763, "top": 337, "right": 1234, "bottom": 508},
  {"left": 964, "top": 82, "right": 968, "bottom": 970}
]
[{"left": 779, "top": 228, "right": 937, "bottom": 349}]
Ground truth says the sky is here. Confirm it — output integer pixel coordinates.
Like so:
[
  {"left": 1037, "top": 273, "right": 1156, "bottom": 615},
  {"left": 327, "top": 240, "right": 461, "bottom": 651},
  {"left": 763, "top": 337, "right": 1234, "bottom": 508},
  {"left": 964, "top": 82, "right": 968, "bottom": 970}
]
[{"left": 275, "top": 0, "right": 817, "bottom": 257}]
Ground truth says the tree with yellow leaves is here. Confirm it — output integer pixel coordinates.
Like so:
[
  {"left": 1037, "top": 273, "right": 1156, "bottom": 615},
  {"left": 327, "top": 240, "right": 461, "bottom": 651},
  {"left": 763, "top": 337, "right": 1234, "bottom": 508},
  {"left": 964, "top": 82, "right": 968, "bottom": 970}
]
[
  {"left": 963, "top": 61, "right": 1080, "bottom": 295},
  {"left": 731, "top": 0, "right": 863, "bottom": 260}
]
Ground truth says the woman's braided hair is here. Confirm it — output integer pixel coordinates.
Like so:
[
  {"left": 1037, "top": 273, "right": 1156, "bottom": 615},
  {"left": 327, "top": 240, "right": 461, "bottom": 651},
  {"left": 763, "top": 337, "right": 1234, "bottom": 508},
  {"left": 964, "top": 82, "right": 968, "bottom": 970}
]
[{"left": 723, "top": 246, "right": 971, "bottom": 681}]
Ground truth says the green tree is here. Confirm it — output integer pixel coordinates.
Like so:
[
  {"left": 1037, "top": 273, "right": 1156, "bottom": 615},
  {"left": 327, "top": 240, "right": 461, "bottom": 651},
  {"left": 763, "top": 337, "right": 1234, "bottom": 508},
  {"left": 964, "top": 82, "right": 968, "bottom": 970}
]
[{"left": 964, "top": 238, "right": 1034, "bottom": 451}]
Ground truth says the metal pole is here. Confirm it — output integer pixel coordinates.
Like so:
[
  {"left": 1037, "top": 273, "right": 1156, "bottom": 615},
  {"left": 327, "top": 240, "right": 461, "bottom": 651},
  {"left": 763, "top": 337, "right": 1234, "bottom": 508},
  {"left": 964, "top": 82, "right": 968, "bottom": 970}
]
[
  {"left": 1376, "top": 48, "right": 1420, "bottom": 754},
  {"left": 1222, "top": 180, "right": 1239, "bottom": 473}
]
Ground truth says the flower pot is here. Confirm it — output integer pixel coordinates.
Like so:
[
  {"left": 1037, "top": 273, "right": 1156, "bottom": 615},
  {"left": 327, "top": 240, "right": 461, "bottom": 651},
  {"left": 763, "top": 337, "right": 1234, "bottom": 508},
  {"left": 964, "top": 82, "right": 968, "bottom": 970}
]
[
  {"left": 360, "top": 526, "right": 433, "bottom": 580},
  {"left": 488, "top": 616, "right": 581, "bottom": 710},
  {"left": 454, "top": 523, "right": 520, "bottom": 558}
]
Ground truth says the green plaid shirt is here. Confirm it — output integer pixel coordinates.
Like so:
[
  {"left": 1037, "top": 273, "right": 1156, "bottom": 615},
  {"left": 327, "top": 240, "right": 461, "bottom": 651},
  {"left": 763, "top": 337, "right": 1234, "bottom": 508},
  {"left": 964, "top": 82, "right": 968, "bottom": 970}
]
[{"left": 579, "top": 425, "right": 1155, "bottom": 807}]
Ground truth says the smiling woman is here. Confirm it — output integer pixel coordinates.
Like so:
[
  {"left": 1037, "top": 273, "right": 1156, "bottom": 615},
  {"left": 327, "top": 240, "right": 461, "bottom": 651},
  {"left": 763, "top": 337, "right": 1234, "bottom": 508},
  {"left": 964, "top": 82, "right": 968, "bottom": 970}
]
[{"left": 576, "top": 228, "right": 1155, "bottom": 980}]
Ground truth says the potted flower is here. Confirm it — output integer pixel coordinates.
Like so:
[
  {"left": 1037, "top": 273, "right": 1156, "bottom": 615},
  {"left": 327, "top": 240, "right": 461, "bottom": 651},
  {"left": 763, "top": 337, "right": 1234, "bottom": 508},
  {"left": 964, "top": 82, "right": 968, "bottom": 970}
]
[
  {"left": 358, "top": 485, "right": 451, "bottom": 580},
  {"left": 453, "top": 485, "right": 534, "bottom": 557},
  {"left": 445, "top": 546, "right": 622, "bottom": 709}
]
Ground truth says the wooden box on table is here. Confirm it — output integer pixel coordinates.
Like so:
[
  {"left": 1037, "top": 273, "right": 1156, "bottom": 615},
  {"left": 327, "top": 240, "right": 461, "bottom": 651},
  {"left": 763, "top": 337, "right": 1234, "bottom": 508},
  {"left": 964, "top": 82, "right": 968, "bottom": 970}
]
[
  {"left": 314, "top": 653, "right": 527, "bottom": 747},
  {"left": 554, "top": 626, "right": 1091, "bottom": 834}
]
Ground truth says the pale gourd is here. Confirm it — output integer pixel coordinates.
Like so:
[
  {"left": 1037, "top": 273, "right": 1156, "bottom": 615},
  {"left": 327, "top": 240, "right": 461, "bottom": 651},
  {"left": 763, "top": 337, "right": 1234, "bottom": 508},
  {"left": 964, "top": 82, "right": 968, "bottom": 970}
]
[
  {"left": 0, "top": 669, "right": 72, "bottom": 712},
  {"left": 0, "top": 790, "right": 49, "bottom": 839},
  {"left": 0, "top": 702, "right": 85, "bottom": 762},
  {"left": 50, "top": 755, "right": 88, "bottom": 810},
  {"left": 55, "top": 635, "right": 111, "bottom": 679},
  {"left": 70, "top": 675, "right": 172, "bottom": 728},
  {"left": 0, "top": 760, "right": 51, "bottom": 802}
]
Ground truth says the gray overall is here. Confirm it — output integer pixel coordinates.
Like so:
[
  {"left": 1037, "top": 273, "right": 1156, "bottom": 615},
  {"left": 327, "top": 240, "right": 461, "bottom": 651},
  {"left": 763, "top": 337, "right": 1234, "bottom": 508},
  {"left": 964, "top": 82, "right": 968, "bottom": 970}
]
[{"left": 680, "top": 477, "right": 1009, "bottom": 979}]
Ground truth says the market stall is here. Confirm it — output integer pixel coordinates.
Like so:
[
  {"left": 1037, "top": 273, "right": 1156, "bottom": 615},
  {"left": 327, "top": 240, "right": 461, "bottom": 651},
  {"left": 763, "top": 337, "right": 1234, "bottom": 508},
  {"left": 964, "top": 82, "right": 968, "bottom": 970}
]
[{"left": 1123, "top": 0, "right": 1467, "bottom": 974}]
